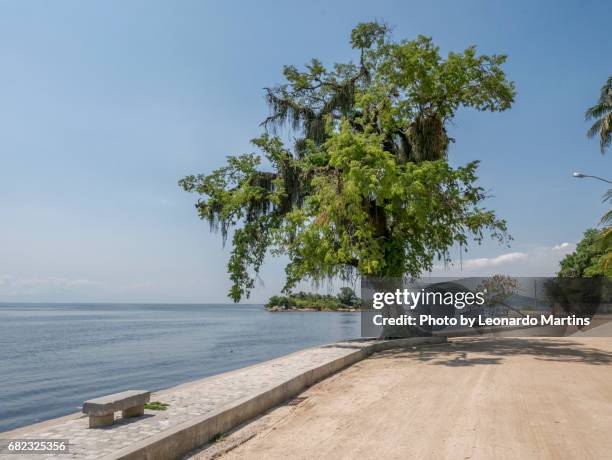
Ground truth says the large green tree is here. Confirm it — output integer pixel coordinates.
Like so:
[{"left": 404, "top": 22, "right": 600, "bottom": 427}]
[{"left": 180, "top": 22, "right": 515, "bottom": 309}]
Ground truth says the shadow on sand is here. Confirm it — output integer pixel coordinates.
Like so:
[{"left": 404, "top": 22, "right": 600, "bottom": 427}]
[{"left": 369, "top": 337, "right": 612, "bottom": 367}]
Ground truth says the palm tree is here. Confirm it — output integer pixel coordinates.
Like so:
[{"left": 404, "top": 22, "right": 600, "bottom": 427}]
[{"left": 586, "top": 76, "right": 612, "bottom": 154}]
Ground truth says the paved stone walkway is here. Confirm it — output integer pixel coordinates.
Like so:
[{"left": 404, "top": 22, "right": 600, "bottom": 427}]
[{"left": 0, "top": 341, "right": 378, "bottom": 460}]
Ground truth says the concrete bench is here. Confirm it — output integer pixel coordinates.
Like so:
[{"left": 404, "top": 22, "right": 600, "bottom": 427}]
[{"left": 82, "top": 390, "right": 151, "bottom": 428}]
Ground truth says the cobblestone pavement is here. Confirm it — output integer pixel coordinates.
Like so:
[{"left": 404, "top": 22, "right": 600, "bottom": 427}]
[{"left": 0, "top": 341, "right": 372, "bottom": 460}]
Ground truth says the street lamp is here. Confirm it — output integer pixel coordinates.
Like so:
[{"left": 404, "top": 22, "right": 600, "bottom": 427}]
[{"left": 572, "top": 172, "right": 612, "bottom": 184}]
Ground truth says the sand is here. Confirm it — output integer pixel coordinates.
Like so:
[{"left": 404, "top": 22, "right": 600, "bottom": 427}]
[{"left": 189, "top": 337, "right": 612, "bottom": 460}]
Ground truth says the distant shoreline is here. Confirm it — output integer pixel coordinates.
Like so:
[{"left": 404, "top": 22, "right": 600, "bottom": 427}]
[{"left": 266, "top": 305, "right": 362, "bottom": 312}]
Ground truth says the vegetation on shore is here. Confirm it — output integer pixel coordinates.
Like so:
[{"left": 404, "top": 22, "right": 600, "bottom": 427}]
[
  {"left": 266, "top": 287, "right": 361, "bottom": 311},
  {"left": 558, "top": 228, "right": 611, "bottom": 277}
]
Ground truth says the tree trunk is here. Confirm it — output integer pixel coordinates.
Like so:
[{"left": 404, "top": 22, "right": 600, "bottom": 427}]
[{"left": 361, "top": 275, "right": 431, "bottom": 339}]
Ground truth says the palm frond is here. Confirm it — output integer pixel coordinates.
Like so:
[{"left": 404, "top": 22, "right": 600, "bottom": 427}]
[
  {"left": 586, "top": 76, "right": 612, "bottom": 154},
  {"left": 587, "top": 118, "right": 603, "bottom": 138},
  {"left": 585, "top": 103, "right": 611, "bottom": 120},
  {"left": 601, "top": 189, "right": 612, "bottom": 226}
]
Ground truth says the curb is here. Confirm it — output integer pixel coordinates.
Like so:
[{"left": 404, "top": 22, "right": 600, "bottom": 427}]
[{"left": 104, "top": 336, "right": 446, "bottom": 460}]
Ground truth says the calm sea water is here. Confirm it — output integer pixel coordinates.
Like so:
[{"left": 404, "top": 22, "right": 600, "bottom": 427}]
[{"left": 0, "top": 303, "right": 360, "bottom": 432}]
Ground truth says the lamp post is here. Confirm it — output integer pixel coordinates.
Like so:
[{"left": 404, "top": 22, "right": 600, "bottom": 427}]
[{"left": 572, "top": 172, "right": 612, "bottom": 185}]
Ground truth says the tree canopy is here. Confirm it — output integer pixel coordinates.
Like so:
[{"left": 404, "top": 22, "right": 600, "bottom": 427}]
[
  {"left": 558, "top": 228, "right": 611, "bottom": 277},
  {"left": 180, "top": 22, "right": 516, "bottom": 302}
]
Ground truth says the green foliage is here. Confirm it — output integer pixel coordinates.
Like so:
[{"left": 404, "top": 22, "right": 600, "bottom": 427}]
[
  {"left": 181, "top": 21, "right": 515, "bottom": 301},
  {"left": 586, "top": 76, "right": 612, "bottom": 154},
  {"left": 600, "top": 189, "right": 612, "bottom": 226},
  {"left": 211, "top": 433, "right": 225, "bottom": 443},
  {"left": 144, "top": 402, "right": 169, "bottom": 411},
  {"left": 337, "top": 287, "right": 360, "bottom": 306},
  {"left": 575, "top": 78, "right": 612, "bottom": 276},
  {"left": 558, "top": 228, "right": 612, "bottom": 277},
  {"left": 581, "top": 78, "right": 611, "bottom": 266},
  {"left": 595, "top": 227, "right": 612, "bottom": 275},
  {"left": 266, "top": 288, "right": 360, "bottom": 310}
]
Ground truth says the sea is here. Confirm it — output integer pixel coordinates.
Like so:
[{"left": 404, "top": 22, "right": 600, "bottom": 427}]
[{"left": 0, "top": 303, "right": 360, "bottom": 432}]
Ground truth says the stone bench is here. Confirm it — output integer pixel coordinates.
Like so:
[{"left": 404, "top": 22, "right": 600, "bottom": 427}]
[{"left": 82, "top": 390, "right": 151, "bottom": 428}]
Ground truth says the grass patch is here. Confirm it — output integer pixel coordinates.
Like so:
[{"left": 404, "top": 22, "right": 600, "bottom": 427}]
[
  {"left": 144, "top": 401, "right": 170, "bottom": 411},
  {"left": 211, "top": 433, "right": 225, "bottom": 443}
]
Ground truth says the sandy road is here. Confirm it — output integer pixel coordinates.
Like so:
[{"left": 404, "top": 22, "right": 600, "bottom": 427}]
[{"left": 190, "top": 337, "right": 612, "bottom": 460}]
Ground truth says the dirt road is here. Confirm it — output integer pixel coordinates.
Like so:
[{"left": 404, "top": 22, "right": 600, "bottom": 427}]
[{"left": 190, "top": 337, "right": 612, "bottom": 460}]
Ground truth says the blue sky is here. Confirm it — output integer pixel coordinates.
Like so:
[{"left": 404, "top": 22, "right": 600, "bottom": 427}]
[{"left": 0, "top": 0, "right": 610, "bottom": 303}]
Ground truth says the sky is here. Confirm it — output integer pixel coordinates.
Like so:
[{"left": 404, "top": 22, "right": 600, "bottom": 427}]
[{"left": 0, "top": 0, "right": 610, "bottom": 303}]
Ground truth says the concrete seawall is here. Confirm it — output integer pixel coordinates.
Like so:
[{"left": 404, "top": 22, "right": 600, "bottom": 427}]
[{"left": 2, "top": 337, "right": 445, "bottom": 460}]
